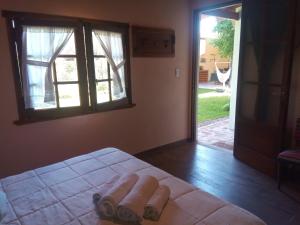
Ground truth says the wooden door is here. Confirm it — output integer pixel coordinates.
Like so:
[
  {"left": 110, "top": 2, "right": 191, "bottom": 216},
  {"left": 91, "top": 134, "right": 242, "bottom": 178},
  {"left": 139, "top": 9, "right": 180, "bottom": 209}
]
[{"left": 234, "top": 0, "right": 297, "bottom": 176}]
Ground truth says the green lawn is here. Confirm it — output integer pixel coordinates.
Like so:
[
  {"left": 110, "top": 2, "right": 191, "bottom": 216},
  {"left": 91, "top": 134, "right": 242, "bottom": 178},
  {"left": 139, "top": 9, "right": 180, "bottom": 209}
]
[
  {"left": 197, "top": 96, "right": 230, "bottom": 123},
  {"left": 198, "top": 88, "right": 215, "bottom": 94}
]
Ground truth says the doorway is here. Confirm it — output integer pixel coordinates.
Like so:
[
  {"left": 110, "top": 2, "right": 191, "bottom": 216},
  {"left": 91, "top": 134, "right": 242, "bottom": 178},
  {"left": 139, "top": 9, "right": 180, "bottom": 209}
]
[{"left": 193, "top": 2, "right": 242, "bottom": 151}]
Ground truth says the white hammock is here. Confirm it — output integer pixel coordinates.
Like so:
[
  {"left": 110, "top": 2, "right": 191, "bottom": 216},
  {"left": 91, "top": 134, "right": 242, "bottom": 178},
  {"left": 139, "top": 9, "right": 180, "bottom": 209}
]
[{"left": 215, "top": 62, "right": 231, "bottom": 88}]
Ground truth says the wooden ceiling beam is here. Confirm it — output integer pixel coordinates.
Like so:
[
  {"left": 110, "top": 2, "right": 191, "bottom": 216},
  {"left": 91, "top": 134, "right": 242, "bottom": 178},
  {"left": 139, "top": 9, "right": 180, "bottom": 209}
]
[{"left": 202, "top": 9, "right": 240, "bottom": 20}]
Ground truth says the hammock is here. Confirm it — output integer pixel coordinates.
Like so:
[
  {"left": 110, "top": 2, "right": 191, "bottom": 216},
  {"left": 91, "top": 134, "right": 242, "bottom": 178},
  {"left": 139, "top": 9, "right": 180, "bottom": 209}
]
[{"left": 215, "top": 62, "right": 231, "bottom": 89}]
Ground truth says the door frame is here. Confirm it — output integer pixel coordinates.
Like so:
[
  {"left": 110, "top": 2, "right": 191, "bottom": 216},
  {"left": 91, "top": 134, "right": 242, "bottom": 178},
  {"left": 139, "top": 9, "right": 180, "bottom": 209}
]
[{"left": 190, "top": 0, "right": 243, "bottom": 143}]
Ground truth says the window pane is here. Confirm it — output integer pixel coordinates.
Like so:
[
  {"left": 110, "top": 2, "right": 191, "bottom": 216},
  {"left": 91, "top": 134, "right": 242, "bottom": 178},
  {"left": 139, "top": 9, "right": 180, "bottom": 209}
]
[
  {"left": 21, "top": 26, "right": 74, "bottom": 110},
  {"left": 265, "top": 1, "right": 288, "bottom": 40},
  {"left": 27, "top": 64, "right": 57, "bottom": 109},
  {"left": 264, "top": 87, "right": 281, "bottom": 126},
  {"left": 96, "top": 82, "right": 110, "bottom": 103},
  {"left": 92, "top": 30, "right": 127, "bottom": 103},
  {"left": 25, "top": 26, "right": 74, "bottom": 62},
  {"left": 111, "top": 66, "right": 126, "bottom": 101},
  {"left": 112, "top": 82, "right": 126, "bottom": 101},
  {"left": 92, "top": 30, "right": 124, "bottom": 64},
  {"left": 240, "top": 83, "right": 258, "bottom": 120},
  {"left": 59, "top": 33, "right": 76, "bottom": 55},
  {"left": 243, "top": 44, "right": 259, "bottom": 82},
  {"left": 261, "top": 44, "right": 285, "bottom": 85},
  {"left": 55, "top": 58, "right": 78, "bottom": 82},
  {"left": 92, "top": 32, "right": 105, "bottom": 55},
  {"left": 94, "top": 58, "right": 108, "bottom": 80},
  {"left": 58, "top": 84, "right": 80, "bottom": 107}
]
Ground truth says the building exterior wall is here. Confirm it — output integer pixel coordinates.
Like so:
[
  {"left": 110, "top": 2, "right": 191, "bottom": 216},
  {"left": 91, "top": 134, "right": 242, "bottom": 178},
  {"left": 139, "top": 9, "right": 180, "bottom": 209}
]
[{"left": 199, "top": 39, "right": 230, "bottom": 81}]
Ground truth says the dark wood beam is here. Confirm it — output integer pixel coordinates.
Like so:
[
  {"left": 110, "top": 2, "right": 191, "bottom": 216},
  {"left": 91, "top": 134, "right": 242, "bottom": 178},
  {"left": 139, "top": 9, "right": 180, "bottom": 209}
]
[{"left": 202, "top": 9, "right": 240, "bottom": 20}]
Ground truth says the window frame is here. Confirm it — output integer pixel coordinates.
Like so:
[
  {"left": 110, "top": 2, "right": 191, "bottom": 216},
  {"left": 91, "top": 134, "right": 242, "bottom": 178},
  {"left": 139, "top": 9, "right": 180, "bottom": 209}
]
[
  {"left": 84, "top": 22, "right": 132, "bottom": 112},
  {"left": 2, "top": 11, "right": 134, "bottom": 124}
]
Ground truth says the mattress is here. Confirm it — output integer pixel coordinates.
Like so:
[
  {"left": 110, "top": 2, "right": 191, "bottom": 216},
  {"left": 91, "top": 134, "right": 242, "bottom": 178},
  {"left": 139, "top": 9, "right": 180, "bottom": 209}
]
[{"left": 0, "top": 148, "right": 266, "bottom": 225}]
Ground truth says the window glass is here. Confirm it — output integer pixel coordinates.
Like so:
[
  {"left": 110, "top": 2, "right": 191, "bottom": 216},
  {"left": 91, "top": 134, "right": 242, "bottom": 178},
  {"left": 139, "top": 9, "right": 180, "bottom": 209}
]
[
  {"left": 60, "top": 33, "right": 76, "bottom": 55},
  {"left": 92, "top": 32, "right": 105, "bottom": 55},
  {"left": 58, "top": 84, "right": 80, "bottom": 107},
  {"left": 4, "top": 12, "right": 132, "bottom": 122},
  {"left": 22, "top": 26, "right": 77, "bottom": 110},
  {"left": 94, "top": 58, "right": 108, "bottom": 80},
  {"left": 26, "top": 64, "right": 56, "bottom": 109},
  {"left": 111, "top": 66, "right": 126, "bottom": 101},
  {"left": 55, "top": 58, "right": 78, "bottom": 82},
  {"left": 96, "top": 82, "right": 110, "bottom": 103},
  {"left": 92, "top": 30, "right": 127, "bottom": 104}
]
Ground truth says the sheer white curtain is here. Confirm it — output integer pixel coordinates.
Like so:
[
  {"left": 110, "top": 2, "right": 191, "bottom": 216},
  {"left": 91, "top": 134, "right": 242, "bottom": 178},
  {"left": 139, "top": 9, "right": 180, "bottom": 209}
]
[
  {"left": 93, "top": 30, "right": 126, "bottom": 100},
  {"left": 22, "top": 26, "right": 73, "bottom": 109}
]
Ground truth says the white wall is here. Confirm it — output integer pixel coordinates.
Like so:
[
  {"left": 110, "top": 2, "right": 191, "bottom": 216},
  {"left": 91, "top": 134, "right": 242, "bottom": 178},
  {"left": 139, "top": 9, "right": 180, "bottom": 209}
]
[{"left": 229, "top": 16, "right": 241, "bottom": 130}]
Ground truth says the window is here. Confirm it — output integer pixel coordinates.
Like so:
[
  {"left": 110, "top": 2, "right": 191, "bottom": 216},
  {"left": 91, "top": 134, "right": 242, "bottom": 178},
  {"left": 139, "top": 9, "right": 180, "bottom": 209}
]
[{"left": 3, "top": 11, "right": 133, "bottom": 123}]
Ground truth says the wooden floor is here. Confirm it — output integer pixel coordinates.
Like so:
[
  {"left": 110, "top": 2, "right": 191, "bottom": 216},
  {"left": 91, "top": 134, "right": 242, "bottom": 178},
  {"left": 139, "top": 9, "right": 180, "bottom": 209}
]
[{"left": 136, "top": 141, "right": 300, "bottom": 225}]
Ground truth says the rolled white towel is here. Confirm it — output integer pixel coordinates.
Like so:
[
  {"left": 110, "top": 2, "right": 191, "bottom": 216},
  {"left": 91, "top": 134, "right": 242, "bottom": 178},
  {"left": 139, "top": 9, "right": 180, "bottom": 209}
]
[
  {"left": 93, "top": 175, "right": 120, "bottom": 204},
  {"left": 143, "top": 185, "right": 170, "bottom": 221},
  {"left": 97, "top": 173, "right": 139, "bottom": 219},
  {"left": 117, "top": 175, "right": 159, "bottom": 223}
]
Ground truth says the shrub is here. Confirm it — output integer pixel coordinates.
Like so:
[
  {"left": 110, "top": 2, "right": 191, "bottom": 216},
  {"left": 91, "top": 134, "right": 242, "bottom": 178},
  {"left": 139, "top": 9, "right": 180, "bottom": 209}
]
[{"left": 223, "top": 103, "right": 230, "bottom": 111}]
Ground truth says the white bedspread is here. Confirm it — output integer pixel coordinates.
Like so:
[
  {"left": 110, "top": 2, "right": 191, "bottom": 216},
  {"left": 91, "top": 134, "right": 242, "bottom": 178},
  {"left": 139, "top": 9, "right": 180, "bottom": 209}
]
[{"left": 0, "top": 148, "right": 266, "bottom": 225}]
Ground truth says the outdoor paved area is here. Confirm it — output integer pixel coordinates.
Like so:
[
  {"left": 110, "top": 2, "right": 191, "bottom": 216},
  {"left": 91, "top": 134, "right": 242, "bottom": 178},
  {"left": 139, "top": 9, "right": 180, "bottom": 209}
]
[
  {"left": 197, "top": 117, "right": 234, "bottom": 151},
  {"left": 199, "top": 81, "right": 231, "bottom": 91}
]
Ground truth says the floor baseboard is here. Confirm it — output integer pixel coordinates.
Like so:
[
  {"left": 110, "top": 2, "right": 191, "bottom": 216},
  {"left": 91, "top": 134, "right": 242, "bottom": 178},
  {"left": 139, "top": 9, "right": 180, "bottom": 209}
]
[{"left": 135, "top": 138, "right": 191, "bottom": 156}]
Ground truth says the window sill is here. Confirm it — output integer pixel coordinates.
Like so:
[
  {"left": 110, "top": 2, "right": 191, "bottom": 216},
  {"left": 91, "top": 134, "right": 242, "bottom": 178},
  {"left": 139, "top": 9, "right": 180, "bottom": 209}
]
[{"left": 14, "top": 103, "right": 136, "bottom": 125}]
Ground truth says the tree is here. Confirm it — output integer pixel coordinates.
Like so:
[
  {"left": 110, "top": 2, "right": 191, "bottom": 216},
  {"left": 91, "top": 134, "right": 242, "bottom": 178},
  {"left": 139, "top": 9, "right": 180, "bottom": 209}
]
[{"left": 210, "top": 20, "right": 234, "bottom": 60}]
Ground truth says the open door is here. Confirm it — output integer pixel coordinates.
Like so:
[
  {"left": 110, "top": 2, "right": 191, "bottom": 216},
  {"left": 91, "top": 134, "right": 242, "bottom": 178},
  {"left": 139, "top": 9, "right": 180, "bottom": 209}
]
[{"left": 234, "top": 0, "right": 297, "bottom": 176}]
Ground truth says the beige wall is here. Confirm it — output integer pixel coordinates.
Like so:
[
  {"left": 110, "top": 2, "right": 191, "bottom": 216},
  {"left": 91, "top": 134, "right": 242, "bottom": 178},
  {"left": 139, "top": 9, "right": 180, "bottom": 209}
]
[{"left": 0, "top": 0, "right": 191, "bottom": 177}]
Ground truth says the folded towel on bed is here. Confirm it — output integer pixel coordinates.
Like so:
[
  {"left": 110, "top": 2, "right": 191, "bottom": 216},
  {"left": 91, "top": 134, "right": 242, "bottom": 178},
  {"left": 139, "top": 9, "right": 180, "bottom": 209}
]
[
  {"left": 117, "top": 175, "right": 159, "bottom": 224},
  {"left": 93, "top": 175, "right": 120, "bottom": 204},
  {"left": 143, "top": 185, "right": 170, "bottom": 221},
  {"left": 0, "top": 192, "right": 7, "bottom": 223},
  {"left": 96, "top": 173, "right": 139, "bottom": 219}
]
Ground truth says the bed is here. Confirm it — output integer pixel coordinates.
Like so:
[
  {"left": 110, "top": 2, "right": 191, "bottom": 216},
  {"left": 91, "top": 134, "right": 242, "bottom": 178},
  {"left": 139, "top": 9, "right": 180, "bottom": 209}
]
[{"left": 0, "top": 148, "right": 266, "bottom": 225}]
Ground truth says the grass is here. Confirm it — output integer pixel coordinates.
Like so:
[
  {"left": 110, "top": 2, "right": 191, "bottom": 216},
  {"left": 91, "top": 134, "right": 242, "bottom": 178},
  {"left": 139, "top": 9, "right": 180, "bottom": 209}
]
[
  {"left": 197, "top": 96, "right": 230, "bottom": 123},
  {"left": 198, "top": 88, "right": 215, "bottom": 94}
]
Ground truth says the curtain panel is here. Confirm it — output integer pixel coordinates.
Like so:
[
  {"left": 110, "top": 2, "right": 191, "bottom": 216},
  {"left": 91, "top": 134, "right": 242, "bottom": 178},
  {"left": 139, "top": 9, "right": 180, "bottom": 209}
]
[
  {"left": 93, "top": 30, "right": 126, "bottom": 100},
  {"left": 21, "top": 26, "right": 73, "bottom": 109}
]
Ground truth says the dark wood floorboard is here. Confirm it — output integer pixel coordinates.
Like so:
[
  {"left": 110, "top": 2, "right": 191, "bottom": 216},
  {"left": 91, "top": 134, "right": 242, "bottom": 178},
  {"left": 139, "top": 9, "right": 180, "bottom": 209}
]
[{"left": 136, "top": 142, "right": 300, "bottom": 225}]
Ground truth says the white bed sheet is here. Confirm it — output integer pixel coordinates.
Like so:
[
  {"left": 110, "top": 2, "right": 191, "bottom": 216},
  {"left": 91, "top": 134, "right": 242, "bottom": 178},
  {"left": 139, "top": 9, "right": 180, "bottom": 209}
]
[{"left": 0, "top": 148, "right": 266, "bottom": 225}]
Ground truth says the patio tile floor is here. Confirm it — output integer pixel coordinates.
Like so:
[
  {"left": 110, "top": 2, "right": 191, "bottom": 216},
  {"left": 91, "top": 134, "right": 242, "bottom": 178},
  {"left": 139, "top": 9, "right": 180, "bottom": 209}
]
[{"left": 197, "top": 117, "right": 234, "bottom": 151}]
